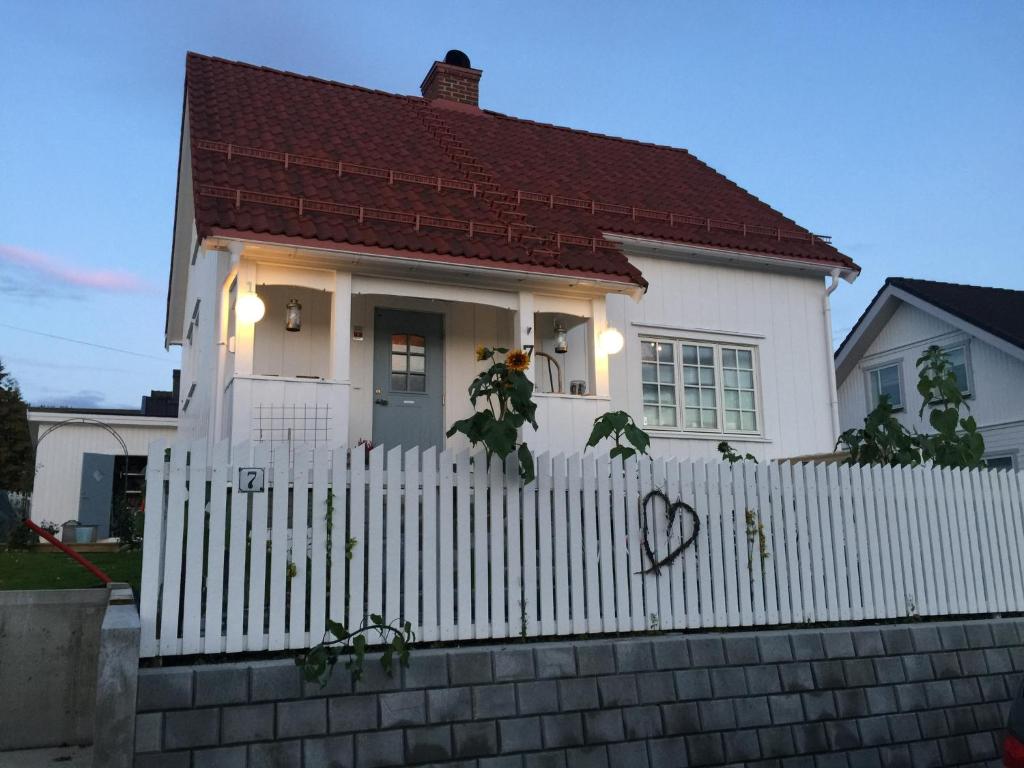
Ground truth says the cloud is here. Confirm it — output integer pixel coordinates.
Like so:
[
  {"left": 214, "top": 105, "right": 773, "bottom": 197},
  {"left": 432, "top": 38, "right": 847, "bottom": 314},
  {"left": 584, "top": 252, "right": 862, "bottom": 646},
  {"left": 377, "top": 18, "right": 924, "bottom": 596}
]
[
  {"left": 0, "top": 243, "right": 156, "bottom": 294},
  {"left": 33, "top": 390, "right": 122, "bottom": 410}
]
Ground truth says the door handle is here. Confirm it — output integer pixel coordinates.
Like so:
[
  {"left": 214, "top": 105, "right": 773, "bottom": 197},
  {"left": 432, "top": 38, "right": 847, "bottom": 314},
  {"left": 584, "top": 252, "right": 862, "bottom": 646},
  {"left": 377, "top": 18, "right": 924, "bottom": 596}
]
[{"left": 374, "top": 386, "right": 388, "bottom": 406}]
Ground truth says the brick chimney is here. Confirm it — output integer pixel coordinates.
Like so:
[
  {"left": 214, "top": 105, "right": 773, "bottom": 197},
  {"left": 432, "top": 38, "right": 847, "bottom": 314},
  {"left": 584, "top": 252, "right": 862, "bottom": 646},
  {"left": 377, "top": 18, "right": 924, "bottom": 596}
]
[{"left": 420, "top": 50, "right": 481, "bottom": 106}]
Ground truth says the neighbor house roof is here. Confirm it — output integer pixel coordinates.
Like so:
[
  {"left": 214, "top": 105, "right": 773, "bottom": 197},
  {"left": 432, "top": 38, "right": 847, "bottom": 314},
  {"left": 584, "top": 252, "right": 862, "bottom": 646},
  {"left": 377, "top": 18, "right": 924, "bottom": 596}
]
[
  {"left": 181, "top": 52, "right": 859, "bottom": 290},
  {"left": 835, "top": 277, "right": 1024, "bottom": 383}
]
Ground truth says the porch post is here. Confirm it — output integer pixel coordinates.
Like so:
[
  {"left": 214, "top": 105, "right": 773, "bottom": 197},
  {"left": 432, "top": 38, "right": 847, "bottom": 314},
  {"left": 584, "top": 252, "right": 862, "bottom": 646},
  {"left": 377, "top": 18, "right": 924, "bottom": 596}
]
[
  {"left": 591, "top": 295, "right": 610, "bottom": 397},
  {"left": 516, "top": 291, "right": 535, "bottom": 382},
  {"left": 330, "top": 271, "right": 353, "bottom": 447}
]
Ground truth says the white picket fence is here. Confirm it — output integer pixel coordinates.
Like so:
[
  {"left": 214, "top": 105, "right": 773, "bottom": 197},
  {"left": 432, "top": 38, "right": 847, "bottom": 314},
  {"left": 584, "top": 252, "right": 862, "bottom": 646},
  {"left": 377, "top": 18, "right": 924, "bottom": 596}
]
[{"left": 139, "top": 440, "right": 1024, "bottom": 658}]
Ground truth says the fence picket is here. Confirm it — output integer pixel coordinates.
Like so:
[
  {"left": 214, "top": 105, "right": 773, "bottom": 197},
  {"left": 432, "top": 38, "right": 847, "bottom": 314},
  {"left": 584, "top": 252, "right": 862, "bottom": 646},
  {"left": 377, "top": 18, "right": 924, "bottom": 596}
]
[
  {"left": 624, "top": 456, "right": 645, "bottom": 632},
  {"left": 489, "top": 458, "right": 506, "bottom": 638},
  {"left": 385, "top": 446, "right": 403, "bottom": 625},
  {"left": 455, "top": 451, "right": 473, "bottom": 640},
  {"left": 246, "top": 444, "right": 270, "bottom": 651},
  {"left": 706, "top": 460, "right": 727, "bottom": 626},
  {"left": 267, "top": 444, "right": 290, "bottom": 650},
  {"left": 346, "top": 446, "right": 366, "bottom": 630},
  {"left": 522, "top": 459, "right": 540, "bottom": 637},
  {"left": 288, "top": 445, "right": 311, "bottom": 649},
  {"left": 552, "top": 455, "right": 572, "bottom": 636},
  {"left": 582, "top": 454, "right": 602, "bottom": 634},
  {"left": 440, "top": 450, "right": 458, "bottom": 641},
  {"left": 422, "top": 448, "right": 440, "bottom": 642},
  {"left": 610, "top": 456, "right": 631, "bottom": 633},
  {"left": 951, "top": 468, "right": 982, "bottom": 613},
  {"left": 596, "top": 454, "right": 616, "bottom": 633},
  {"left": 732, "top": 462, "right": 752, "bottom": 626},
  {"left": 667, "top": 458, "right": 686, "bottom": 629},
  {"left": 890, "top": 466, "right": 915, "bottom": 616},
  {"left": 366, "top": 447, "right": 385, "bottom": 622},
  {"left": 568, "top": 454, "right": 587, "bottom": 635},
  {"left": 831, "top": 463, "right": 852, "bottom": 622},
  {"left": 139, "top": 439, "right": 168, "bottom": 658},
  {"left": 694, "top": 460, "right": 714, "bottom": 628},
  {"left": 159, "top": 443, "right": 189, "bottom": 655},
  {"left": 181, "top": 440, "right": 208, "bottom": 654},
  {"left": 308, "top": 446, "right": 329, "bottom": 643},
  {"left": 537, "top": 453, "right": 555, "bottom": 636},
  {"left": 767, "top": 462, "right": 790, "bottom": 624},
  {"left": 404, "top": 447, "right": 421, "bottom": 637},
  {"left": 204, "top": 441, "right": 230, "bottom": 654},
  {"left": 504, "top": 454, "right": 522, "bottom": 640},
  {"left": 874, "top": 465, "right": 897, "bottom": 618},
  {"left": 225, "top": 442, "right": 251, "bottom": 652},
  {"left": 681, "top": 461, "right": 701, "bottom": 628},
  {"left": 473, "top": 454, "right": 490, "bottom": 639},
  {"left": 791, "top": 463, "right": 814, "bottom": 621},
  {"left": 1001, "top": 471, "right": 1024, "bottom": 609}
]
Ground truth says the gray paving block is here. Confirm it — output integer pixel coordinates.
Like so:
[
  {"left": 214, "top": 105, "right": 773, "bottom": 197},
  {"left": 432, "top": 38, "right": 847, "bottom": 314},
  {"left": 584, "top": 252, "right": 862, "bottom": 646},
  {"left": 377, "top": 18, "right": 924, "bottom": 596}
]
[
  {"left": 194, "top": 666, "right": 249, "bottom": 707},
  {"left": 821, "top": 630, "right": 855, "bottom": 659},
  {"left": 303, "top": 667, "right": 353, "bottom": 699},
  {"left": 842, "top": 658, "right": 876, "bottom": 686},
  {"left": 758, "top": 634, "right": 794, "bottom": 663},
  {"left": 724, "top": 730, "right": 761, "bottom": 762},
  {"left": 864, "top": 686, "right": 897, "bottom": 715},
  {"left": 452, "top": 720, "right": 499, "bottom": 761},
  {"left": 607, "top": 741, "right": 650, "bottom": 768},
  {"left": 746, "top": 665, "right": 781, "bottom": 695},
  {"left": 945, "top": 704, "right": 977, "bottom": 735},
  {"left": 689, "top": 637, "right": 726, "bottom": 667},
  {"left": 1011, "top": 646, "right": 1024, "bottom": 672},
  {"left": 222, "top": 703, "right": 275, "bottom": 744},
  {"left": 622, "top": 705, "right": 662, "bottom": 740},
  {"left": 908, "top": 625, "right": 942, "bottom": 653},
  {"left": 636, "top": 671, "right": 676, "bottom": 704},
  {"left": 834, "top": 688, "right": 868, "bottom": 718},
  {"left": 524, "top": 750, "right": 568, "bottom": 768},
  {"left": 647, "top": 736, "right": 688, "bottom": 768},
  {"left": 966, "top": 731, "right": 999, "bottom": 761},
  {"left": 907, "top": 741, "right": 942, "bottom": 768},
  {"left": 517, "top": 680, "right": 559, "bottom": 715},
  {"left": 974, "top": 701, "right": 1005, "bottom": 730},
  {"left": 758, "top": 725, "right": 796, "bottom": 758},
  {"left": 474, "top": 684, "right": 517, "bottom": 719},
  {"left": 652, "top": 637, "right": 690, "bottom": 670},
  {"left": 494, "top": 648, "right": 536, "bottom": 681},
  {"left": 193, "top": 746, "right": 247, "bottom": 768},
  {"left": 825, "top": 720, "right": 861, "bottom": 750},
  {"left": 576, "top": 644, "right": 615, "bottom": 676},
  {"left": 846, "top": 747, "right": 880, "bottom": 768},
  {"left": 354, "top": 730, "right": 404, "bottom": 767},
  {"left": 164, "top": 708, "right": 219, "bottom": 750},
  {"left": 709, "top": 667, "right": 746, "bottom": 697},
  {"left": 814, "top": 754, "right": 848, "bottom": 768},
  {"left": 134, "top": 712, "right": 162, "bottom": 753},
  {"left": 449, "top": 650, "right": 494, "bottom": 685},
  {"left": 685, "top": 732, "right": 724, "bottom": 766},
  {"left": 800, "top": 690, "right": 837, "bottom": 722},
  {"left": 929, "top": 651, "right": 961, "bottom": 679},
  {"left": 872, "top": 656, "right": 906, "bottom": 685},
  {"left": 986, "top": 647, "right": 1013, "bottom": 673},
  {"left": 950, "top": 676, "right": 982, "bottom": 705},
  {"left": 879, "top": 627, "right": 913, "bottom": 655},
  {"left": 923, "top": 679, "right": 955, "bottom": 708},
  {"left": 302, "top": 734, "right": 354, "bottom": 768},
  {"left": 778, "top": 662, "right": 814, "bottom": 692},
  {"left": 250, "top": 740, "right": 302, "bottom": 768},
  {"left": 857, "top": 715, "right": 891, "bottom": 746},
  {"left": 916, "top": 709, "right": 949, "bottom": 739},
  {"left": 901, "top": 654, "right": 934, "bottom": 682},
  {"left": 405, "top": 724, "right": 453, "bottom": 763},
  {"left": 328, "top": 694, "right": 379, "bottom": 733},
  {"left": 541, "top": 713, "right": 584, "bottom": 748},
  {"left": 403, "top": 651, "right": 450, "bottom": 689},
  {"left": 791, "top": 722, "right": 828, "bottom": 753},
  {"left": 137, "top": 668, "right": 193, "bottom": 712},
  {"left": 353, "top": 658, "right": 401, "bottom": 694},
  {"left": 979, "top": 673, "right": 1008, "bottom": 701},
  {"left": 535, "top": 646, "right": 577, "bottom": 679},
  {"left": 582, "top": 709, "right": 624, "bottom": 744},
  {"left": 558, "top": 678, "right": 599, "bottom": 711},
  {"left": 938, "top": 624, "right": 968, "bottom": 650},
  {"left": 937, "top": 734, "right": 971, "bottom": 765},
  {"left": 500, "top": 716, "right": 542, "bottom": 753},
  {"left": 811, "top": 660, "right": 845, "bottom": 689},
  {"left": 480, "top": 757, "right": 523, "bottom": 768},
  {"left": 674, "top": 669, "right": 712, "bottom": 700},
  {"left": 724, "top": 636, "right": 760, "bottom": 665},
  {"left": 379, "top": 690, "right": 426, "bottom": 728},
  {"left": 884, "top": 712, "right": 920, "bottom": 743},
  {"left": 661, "top": 702, "right": 701, "bottom": 735},
  {"left": 851, "top": 629, "right": 884, "bottom": 657},
  {"left": 565, "top": 745, "right": 609, "bottom": 768},
  {"left": 427, "top": 687, "right": 472, "bottom": 722},
  {"left": 768, "top": 693, "right": 803, "bottom": 725},
  {"left": 251, "top": 660, "right": 302, "bottom": 701},
  {"left": 277, "top": 698, "right": 327, "bottom": 738},
  {"left": 959, "top": 649, "right": 989, "bottom": 675},
  {"left": 596, "top": 674, "right": 637, "bottom": 706},
  {"left": 134, "top": 754, "right": 190, "bottom": 768},
  {"left": 734, "top": 696, "right": 771, "bottom": 727},
  {"left": 699, "top": 698, "right": 736, "bottom": 730},
  {"left": 965, "top": 622, "right": 995, "bottom": 648},
  {"left": 992, "top": 621, "right": 1019, "bottom": 646},
  {"left": 791, "top": 633, "right": 825, "bottom": 661},
  {"left": 615, "top": 640, "right": 655, "bottom": 672}
]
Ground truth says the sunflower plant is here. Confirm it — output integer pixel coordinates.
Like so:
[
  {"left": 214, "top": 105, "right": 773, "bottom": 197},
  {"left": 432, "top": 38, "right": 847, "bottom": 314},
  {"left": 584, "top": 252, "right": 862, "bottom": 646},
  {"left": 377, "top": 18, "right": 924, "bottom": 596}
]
[{"left": 446, "top": 345, "right": 538, "bottom": 482}]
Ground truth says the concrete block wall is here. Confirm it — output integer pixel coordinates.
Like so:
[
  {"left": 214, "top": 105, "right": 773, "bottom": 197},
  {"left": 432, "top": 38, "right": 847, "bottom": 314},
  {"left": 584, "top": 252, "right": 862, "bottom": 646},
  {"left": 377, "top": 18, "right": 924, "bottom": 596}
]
[{"left": 135, "top": 619, "right": 1022, "bottom": 767}]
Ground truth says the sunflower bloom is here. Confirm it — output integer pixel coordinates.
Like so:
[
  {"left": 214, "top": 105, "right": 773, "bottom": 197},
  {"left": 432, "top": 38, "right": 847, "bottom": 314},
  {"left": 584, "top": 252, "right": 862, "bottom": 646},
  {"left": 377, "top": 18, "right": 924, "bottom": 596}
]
[
  {"left": 506, "top": 348, "right": 530, "bottom": 372},
  {"left": 475, "top": 344, "right": 488, "bottom": 361}
]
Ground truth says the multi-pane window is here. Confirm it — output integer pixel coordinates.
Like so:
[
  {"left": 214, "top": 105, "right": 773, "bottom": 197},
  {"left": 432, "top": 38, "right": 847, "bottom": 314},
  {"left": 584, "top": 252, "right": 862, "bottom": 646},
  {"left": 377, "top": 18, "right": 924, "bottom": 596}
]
[
  {"left": 391, "top": 333, "right": 426, "bottom": 392},
  {"left": 945, "top": 345, "right": 970, "bottom": 395},
  {"left": 986, "top": 455, "right": 1015, "bottom": 471},
  {"left": 641, "top": 341, "right": 677, "bottom": 427},
  {"left": 868, "top": 363, "right": 903, "bottom": 410},
  {"left": 682, "top": 344, "right": 717, "bottom": 429},
  {"left": 641, "top": 339, "right": 759, "bottom": 434}
]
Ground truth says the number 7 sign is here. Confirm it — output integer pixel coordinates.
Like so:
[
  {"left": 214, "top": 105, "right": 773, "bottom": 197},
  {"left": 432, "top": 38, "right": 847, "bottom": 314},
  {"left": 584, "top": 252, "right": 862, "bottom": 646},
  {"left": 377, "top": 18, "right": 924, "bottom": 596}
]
[{"left": 238, "top": 467, "right": 265, "bottom": 493}]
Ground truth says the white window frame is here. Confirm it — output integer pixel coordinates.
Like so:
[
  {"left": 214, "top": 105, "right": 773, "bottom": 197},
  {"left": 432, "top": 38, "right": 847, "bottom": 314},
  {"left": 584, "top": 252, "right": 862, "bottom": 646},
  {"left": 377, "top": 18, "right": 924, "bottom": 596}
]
[
  {"left": 639, "top": 336, "right": 763, "bottom": 437},
  {"left": 941, "top": 342, "right": 973, "bottom": 398},
  {"left": 865, "top": 360, "right": 905, "bottom": 412}
]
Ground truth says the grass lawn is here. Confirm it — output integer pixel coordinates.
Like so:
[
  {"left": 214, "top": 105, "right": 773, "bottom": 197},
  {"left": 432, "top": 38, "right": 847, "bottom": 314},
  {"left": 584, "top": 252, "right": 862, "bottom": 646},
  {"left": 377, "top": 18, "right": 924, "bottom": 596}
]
[{"left": 0, "top": 549, "right": 143, "bottom": 593}]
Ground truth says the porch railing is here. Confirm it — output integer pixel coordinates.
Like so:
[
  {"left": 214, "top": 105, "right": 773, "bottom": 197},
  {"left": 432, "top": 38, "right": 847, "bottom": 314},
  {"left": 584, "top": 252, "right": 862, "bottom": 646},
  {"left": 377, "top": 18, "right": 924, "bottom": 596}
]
[{"left": 139, "top": 441, "right": 1024, "bottom": 658}]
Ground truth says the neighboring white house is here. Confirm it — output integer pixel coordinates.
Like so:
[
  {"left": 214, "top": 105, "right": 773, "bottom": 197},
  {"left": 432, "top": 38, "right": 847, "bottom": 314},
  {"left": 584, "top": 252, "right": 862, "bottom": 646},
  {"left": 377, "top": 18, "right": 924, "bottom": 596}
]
[
  {"left": 165, "top": 51, "right": 860, "bottom": 462},
  {"left": 836, "top": 277, "right": 1024, "bottom": 469},
  {"left": 27, "top": 379, "right": 178, "bottom": 535}
]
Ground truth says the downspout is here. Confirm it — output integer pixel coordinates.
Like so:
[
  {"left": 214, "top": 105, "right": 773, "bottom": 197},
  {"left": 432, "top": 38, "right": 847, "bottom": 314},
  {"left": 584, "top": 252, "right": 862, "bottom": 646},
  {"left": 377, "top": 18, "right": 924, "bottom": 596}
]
[{"left": 824, "top": 269, "right": 842, "bottom": 445}]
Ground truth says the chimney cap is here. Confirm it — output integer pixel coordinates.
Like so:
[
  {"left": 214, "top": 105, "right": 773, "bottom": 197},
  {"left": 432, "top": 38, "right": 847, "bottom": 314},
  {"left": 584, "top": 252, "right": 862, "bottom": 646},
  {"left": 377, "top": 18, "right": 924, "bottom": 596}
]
[{"left": 444, "top": 49, "right": 471, "bottom": 68}]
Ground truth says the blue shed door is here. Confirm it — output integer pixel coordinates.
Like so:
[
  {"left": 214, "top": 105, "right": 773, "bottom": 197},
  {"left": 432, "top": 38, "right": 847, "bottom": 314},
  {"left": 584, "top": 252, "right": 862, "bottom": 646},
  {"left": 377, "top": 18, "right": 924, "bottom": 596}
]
[{"left": 78, "top": 453, "right": 115, "bottom": 538}]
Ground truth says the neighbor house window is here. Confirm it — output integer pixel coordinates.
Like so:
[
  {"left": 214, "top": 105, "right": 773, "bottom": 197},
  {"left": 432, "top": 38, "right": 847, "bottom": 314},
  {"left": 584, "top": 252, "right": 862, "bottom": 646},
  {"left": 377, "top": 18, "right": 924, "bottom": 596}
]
[
  {"left": 985, "top": 455, "right": 1015, "bottom": 471},
  {"left": 944, "top": 345, "right": 971, "bottom": 395},
  {"left": 641, "top": 338, "right": 759, "bottom": 434},
  {"left": 868, "top": 363, "right": 903, "bottom": 410}
]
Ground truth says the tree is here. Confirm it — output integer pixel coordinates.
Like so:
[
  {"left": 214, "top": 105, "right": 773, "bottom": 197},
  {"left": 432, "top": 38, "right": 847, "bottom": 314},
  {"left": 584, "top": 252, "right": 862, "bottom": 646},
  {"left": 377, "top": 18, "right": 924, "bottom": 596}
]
[
  {"left": 0, "top": 359, "right": 34, "bottom": 492},
  {"left": 837, "top": 345, "right": 985, "bottom": 469}
]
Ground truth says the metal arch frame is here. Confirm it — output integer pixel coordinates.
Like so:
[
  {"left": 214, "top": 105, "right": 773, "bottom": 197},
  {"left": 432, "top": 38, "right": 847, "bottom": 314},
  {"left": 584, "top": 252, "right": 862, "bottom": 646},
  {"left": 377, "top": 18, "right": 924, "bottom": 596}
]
[{"left": 35, "top": 417, "right": 130, "bottom": 458}]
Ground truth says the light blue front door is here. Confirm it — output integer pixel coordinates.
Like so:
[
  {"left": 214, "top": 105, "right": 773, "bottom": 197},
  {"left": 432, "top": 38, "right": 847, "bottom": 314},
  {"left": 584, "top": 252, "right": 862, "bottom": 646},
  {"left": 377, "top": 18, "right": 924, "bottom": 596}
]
[{"left": 371, "top": 308, "right": 444, "bottom": 451}]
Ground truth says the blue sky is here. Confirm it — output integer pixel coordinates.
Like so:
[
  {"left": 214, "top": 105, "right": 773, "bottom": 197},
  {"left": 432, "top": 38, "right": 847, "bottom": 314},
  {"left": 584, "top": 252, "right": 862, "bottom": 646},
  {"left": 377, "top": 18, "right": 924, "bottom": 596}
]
[{"left": 1, "top": 1, "right": 1021, "bottom": 407}]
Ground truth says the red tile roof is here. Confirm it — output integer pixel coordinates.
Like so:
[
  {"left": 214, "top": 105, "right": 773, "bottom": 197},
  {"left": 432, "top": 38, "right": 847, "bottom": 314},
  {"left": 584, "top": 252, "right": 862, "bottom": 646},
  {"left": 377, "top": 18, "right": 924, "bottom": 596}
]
[{"left": 184, "top": 53, "right": 859, "bottom": 289}]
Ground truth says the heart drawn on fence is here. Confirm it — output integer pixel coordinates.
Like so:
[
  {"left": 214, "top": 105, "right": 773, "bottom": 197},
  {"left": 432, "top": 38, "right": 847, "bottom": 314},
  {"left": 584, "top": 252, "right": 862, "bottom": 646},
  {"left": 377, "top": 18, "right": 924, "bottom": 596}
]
[{"left": 637, "top": 489, "right": 701, "bottom": 575}]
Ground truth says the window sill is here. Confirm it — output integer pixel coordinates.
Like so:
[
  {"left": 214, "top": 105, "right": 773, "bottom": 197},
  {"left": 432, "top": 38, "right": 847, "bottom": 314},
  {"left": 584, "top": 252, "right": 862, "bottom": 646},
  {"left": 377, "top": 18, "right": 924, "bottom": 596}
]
[{"left": 645, "top": 429, "right": 771, "bottom": 443}]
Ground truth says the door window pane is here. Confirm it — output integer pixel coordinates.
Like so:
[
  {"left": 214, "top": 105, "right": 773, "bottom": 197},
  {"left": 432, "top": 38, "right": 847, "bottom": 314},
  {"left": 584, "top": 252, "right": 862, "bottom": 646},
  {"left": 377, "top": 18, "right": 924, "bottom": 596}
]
[
  {"left": 640, "top": 341, "right": 677, "bottom": 428},
  {"left": 390, "top": 332, "right": 427, "bottom": 393}
]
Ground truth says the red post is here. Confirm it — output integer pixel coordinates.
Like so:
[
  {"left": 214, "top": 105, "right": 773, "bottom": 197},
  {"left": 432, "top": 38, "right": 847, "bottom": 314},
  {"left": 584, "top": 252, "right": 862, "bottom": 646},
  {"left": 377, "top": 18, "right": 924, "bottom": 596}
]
[{"left": 22, "top": 519, "right": 112, "bottom": 585}]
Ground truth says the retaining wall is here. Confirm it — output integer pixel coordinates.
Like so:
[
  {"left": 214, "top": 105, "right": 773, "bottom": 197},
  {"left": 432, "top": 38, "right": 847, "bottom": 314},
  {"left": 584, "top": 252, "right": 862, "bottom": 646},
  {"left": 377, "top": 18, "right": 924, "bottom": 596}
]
[{"left": 134, "top": 618, "right": 1021, "bottom": 767}]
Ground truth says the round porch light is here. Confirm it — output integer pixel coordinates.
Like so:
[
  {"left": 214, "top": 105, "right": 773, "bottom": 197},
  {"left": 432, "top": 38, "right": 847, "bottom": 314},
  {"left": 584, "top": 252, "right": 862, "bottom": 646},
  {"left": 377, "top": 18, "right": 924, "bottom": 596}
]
[
  {"left": 236, "top": 293, "right": 266, "bottom": 324},
  {"left": 598, "top": 327, "right": 625, "bottom": 355},
  {"left": 285, "top": 298, "right": 302, "bottom": 332}
]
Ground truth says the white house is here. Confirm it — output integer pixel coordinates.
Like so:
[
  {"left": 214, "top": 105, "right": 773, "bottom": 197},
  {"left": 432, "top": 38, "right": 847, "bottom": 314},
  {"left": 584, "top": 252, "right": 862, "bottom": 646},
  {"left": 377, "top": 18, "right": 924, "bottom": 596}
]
[
  {"left": 836, "top": 277, "right": 1024, "bottom": 469},
  {"left": 165, "top": 51, "right": 860, "bottom": 462}
]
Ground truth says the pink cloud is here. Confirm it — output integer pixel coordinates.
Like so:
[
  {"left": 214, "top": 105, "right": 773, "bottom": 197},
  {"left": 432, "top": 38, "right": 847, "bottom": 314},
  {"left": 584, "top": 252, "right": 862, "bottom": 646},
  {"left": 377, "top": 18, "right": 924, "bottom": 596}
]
[{"left": 0, "top": 243, "right": 155, "bottom": 293}]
